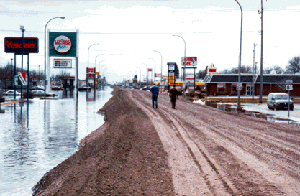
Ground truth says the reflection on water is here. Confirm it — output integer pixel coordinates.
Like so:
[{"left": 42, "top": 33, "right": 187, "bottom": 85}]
[{"left": 0, "top": 87, "right": 113, "bottom": 196}]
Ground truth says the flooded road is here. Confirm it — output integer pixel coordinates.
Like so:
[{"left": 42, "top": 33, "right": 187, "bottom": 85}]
[{"left": 0, "top": 87, "right": 113, "bottom": 196}]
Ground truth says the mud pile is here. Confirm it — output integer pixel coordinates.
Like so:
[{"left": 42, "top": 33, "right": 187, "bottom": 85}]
[{"left": 32, "top": 87, "right": 174, "bottom": 196}]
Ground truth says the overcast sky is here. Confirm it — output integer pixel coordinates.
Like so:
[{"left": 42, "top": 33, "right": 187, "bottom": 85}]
[{"left": 1, "top": 0, "right": 300, "bottom": 83}]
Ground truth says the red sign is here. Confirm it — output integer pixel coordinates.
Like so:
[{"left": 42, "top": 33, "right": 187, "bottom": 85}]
[
  {"left": 148, "top": 68, "right": 152, "bottom": 72},
  {"left": 88, "top": 68, "right": 94, "bottom": 73},
  {"left": 181, "top": 56, "right": 197, "bottom": 66},
  {"left": 4, "top": 37, "right": 39, "bottom": 53}
]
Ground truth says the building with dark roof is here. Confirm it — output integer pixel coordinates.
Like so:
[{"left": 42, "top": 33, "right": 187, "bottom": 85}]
[{"left": 203, "top": 74, "right": 300, "bottom": 96}]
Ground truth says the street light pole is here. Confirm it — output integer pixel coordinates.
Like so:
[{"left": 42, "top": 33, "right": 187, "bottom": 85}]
[
  {"left": 253, "top": 43, "right": 257, "bottom": 100},
  {"left": 11, "top": 58, "right": 13, "bottom": 89},
  {"left": 234, "top": 0, "right": 243, "bottom": 111},
  {"left": 172, "top": 35, "right": 186, "bottom": 97},
  {"left": 258, "top": 0, "right": 265, "bottom": 103},
  {"left": 39, "top": 65, "right": 40, "bottom": 84},
  {"left": 144, "top": 63, "right": 148, "bottom": 89},
  {"left": 20, "top": 25, "right": 25, "bottom": 100},
  {"left": 44, "top": 17, "right": 65, "bottom": 98},
  {"left": 87, "top": 43, "right": 99, "bottom": 89},
  {"left": 136, "top": 67, "right": 141, "bottom": 88},
  {"left": 153, "top": 50, "right": 163, "bottom": 93}
]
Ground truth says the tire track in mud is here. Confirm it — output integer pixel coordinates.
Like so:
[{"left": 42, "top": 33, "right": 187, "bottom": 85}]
[
  {"left": 163, "top": 96, "right": 300, "bottom": 195},
  {"left": 129, "top": 90, "right": 235, "bottom": 195},
  {"left": 129, "top": 89, "right": 300, "bottom": 195},
  {"left": 128, "top": 90, "right": 214, "bottom": 195},
  {"left": 176, "top": 105, "right": 300, "bottom": 183}
]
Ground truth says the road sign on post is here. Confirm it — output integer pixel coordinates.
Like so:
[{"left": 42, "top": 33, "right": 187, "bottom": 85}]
[
  {"left": 237, "top": 83, "right": 242, "bottom": 91},
  {"left": 286, "top": 85, "right": 293, "bottom": 91}
]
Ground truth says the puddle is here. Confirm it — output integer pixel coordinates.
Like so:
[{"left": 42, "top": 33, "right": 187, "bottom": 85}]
[{"left": 207, "top": 101, "right": 300, "bottom": 127}]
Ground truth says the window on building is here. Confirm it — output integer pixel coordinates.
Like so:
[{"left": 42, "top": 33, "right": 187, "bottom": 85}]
[
  {"left": 232, "top": 83, "right": 237, "bottom": 93},
  {"left": 217, "top": 83, "right": 226, "bottom": 93}
]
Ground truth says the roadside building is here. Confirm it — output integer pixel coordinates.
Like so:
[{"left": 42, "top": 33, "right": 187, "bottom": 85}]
[{"left": 203, "top": 74, "right": 300, "bottom": 97}]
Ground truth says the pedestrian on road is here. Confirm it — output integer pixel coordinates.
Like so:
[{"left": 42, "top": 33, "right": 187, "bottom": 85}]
[
  {"left": 150, "top": 84, "right": 159, "bottom": 108},
  {"left": 169, "top": 84, "right": 179, "bottom": 109}
]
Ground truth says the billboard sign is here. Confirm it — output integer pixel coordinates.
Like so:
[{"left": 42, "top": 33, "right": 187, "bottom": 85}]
[
  {"left": 49, "top": 32, "right": 77, "bottom": 57},
  {"left": 87, "top": 68, "right": 95, "bottom": 79},
  {"left": 53, "top": 59, "right": 72, "bottom": 68},
  {"left": 4, "top": 37, "right": 39, "bottom": 53},
  {"left": 155, "top": 73, "right": 161, "bottom": 77},
  {"left": 53, "top": 35, "right": 71, "bottom": 53},
  {"left": 148, "top": 68, "right": 152, "bottom": 72},
  {"left": 181, "top": 57, "right": 197, "bottom": 66}
]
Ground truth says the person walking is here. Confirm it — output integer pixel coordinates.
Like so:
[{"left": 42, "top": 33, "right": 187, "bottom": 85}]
[
  {"left": 150, "top": 84, "right": 159, "bottom": 108},
  {"left": 169, "top": 84, "right": 179, "bottom": 109}
]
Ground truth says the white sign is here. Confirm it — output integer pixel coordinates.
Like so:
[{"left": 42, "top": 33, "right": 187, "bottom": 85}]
[
  {"left": 185, "top": 73, "right": 194, "bottom": 80},
  {"left": 286, "top": 85, "right": 293, "bottom": 90},
  {"left": 53, "top": 35, "right": 72, "bottom": 53},
  {"left": 237, "top": 83, "right": 242, "bottom": 90},
  {"left": 54, "top": 59, "right": 72, "bottom": 68}
]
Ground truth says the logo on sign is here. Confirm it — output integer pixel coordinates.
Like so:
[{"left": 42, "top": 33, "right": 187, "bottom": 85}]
[{"left": 54, "top": 35, "right": 71, "bottom": 53}]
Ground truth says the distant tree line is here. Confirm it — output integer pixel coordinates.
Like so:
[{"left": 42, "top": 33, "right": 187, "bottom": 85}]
[
  {"left": 196, "top": 55, "right": 300, "bottom": 79},
  {"left": 0, "top": 62, "right": 45, "bottom": 81}
]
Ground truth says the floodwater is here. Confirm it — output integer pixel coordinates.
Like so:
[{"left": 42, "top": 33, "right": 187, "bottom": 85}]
[
  {"left": 213, "top": 102, "right": 300, "bottom": 126},
  {"left": 0, "top": 86, "right": 113, "bottom": 196}
]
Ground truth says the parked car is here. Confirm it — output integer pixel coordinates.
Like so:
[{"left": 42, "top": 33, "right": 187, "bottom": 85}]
[
  {"left": 3, "top": 90, "right": 21, "bottom": 96},
  {"left": 142, "top": 86, "right": 150, "bottom": 91},
  {"left": 78, "top": 86, "right": 91, "bottom": 91},
  {"left": 267, "top": 93, "right": 294, "bottom": 111},
  {"left": 32, "top": 90, "right": 45, "bottom": 97}
]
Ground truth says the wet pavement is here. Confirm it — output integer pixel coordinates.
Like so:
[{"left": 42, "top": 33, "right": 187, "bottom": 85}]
[
  {"left": 0, "top": 86, "right": 113, "bottom": 196},
  {"left": 211, "top": 101, "right": 300, "bottom": 127}
]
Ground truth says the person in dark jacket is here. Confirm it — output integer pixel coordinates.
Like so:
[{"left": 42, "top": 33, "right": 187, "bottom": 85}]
[
  {"left": 169, "top": 84, "right": 179, "bottom": 109},
  {"left": 150, "top": 84, "right": 159, "bottom": 108}
]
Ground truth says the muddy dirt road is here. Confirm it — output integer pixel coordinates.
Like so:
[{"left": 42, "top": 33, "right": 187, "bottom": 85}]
[
  {"left": 127, "top": 88, "right": 300, "bottom": 196},
  {"left": 33, "top": 87, "right": 300, "bottom": 196}
]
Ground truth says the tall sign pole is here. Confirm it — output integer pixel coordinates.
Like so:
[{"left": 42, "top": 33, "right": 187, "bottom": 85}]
[
  {"left": 253, "top": 43, "right": 257, "bottom": 99},
  {"left": 259, "top": 0, "right": 265, "bottom": 103}
]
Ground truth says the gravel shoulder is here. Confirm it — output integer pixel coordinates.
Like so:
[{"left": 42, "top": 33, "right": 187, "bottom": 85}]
[{"left": 33, "top": 87, "right": 300, "bottom": 195}]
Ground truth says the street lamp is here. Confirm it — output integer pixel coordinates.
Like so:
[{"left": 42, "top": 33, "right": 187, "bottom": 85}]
[
  {"left": 136, "top": 67, "right": 141, "bottom": 88},
  {"left": 153, "top": 50, "right": 163, "bottom": 92},
  {"left": 172, "top": 35, "right": 186, "bottom": 97},
  {"left": 88, "top": 43, "right": 100, "bottom": 68},
  {"left": 44, "top": 17, "right": 65, "bottom": 98},
  {"left": 144, "top": 63, "right": 148, "bottom": 89},
  {"left": 10, "top": 58, "right": 13, "bottom": 89},
  {"left": 234, "top": 0, "right": 243, "bottom": 111},
  {"left": 20, "top": 25, "right": 25, "bottom": 99}
]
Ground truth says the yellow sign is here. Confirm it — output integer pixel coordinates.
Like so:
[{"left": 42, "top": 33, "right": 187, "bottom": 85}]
[{"left": 168, "top": 75, "right": 175, "bottom": 85}]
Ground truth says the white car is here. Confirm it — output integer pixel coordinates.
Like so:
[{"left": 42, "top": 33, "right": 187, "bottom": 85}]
[{"left": 4, "top": 90, "right": 21, "bottom": 96}]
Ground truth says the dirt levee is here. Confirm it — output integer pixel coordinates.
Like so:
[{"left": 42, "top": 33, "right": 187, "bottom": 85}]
[{"left": 32, "top": 88, "right": 175, "bottom": 196}]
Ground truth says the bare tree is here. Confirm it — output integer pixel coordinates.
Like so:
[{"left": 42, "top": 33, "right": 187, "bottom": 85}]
[
  {"left": 197, "top": 70, "right": 206, "bottom": 79},
  {"left": 219, "top": 68, "right": 232, "bottom": 74},
  {"left": 270, "top": 65, "right": 284, "bottom": 74},
  {"left": 286, "top": 56, "right": 300, "bottom": 74},
  {"left": 231, "top": 65, "right": 252, "bottom": 73}
]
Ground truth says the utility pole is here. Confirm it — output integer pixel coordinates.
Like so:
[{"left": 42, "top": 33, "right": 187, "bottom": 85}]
[
  {"left": 258, "top": 0, "right": 265, "bottom": 103},
  {"left": 39, "top": 65, "right": 40, "bottom": 84},
  {"left": 253, "top": 43, "right": 257, "bottom": 99},
  {"left": 11, "top": 58, "right": 13, "bottom": 89}
]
